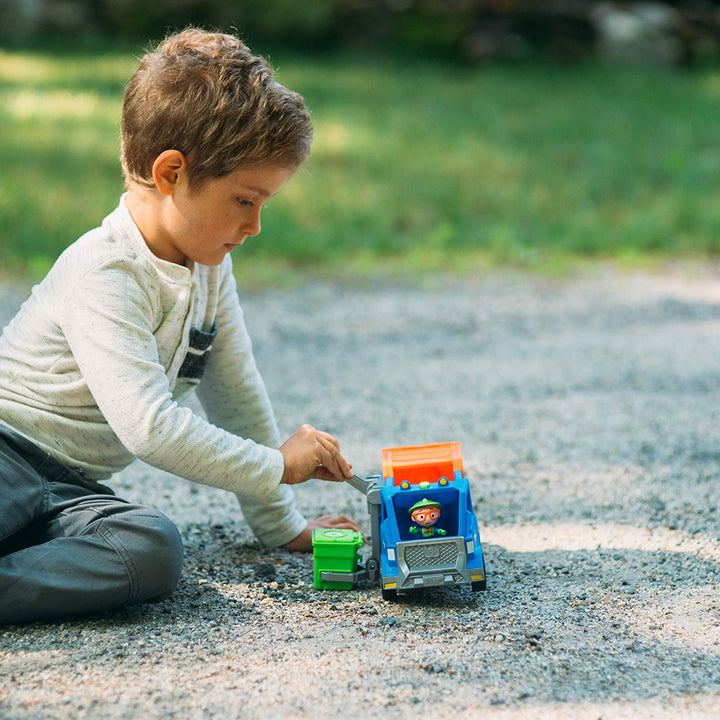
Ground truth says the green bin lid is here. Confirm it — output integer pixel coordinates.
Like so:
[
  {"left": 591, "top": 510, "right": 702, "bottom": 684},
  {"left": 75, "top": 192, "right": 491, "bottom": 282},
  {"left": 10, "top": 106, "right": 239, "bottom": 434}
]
[{"left": 312, "top": 528, "right": 363, "bottom": 546}]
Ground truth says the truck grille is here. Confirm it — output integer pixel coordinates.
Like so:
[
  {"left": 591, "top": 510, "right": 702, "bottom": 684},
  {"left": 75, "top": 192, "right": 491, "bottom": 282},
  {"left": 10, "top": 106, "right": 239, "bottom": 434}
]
[{"left": 404, "top": 542, "right": 458, "bottom": 569}]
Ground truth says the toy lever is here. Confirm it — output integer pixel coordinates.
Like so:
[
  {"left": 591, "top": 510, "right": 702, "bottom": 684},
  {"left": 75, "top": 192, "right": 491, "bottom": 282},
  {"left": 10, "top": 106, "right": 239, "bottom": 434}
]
[{"left": 346, "top": 474, "right": 374, "bottom": 495}]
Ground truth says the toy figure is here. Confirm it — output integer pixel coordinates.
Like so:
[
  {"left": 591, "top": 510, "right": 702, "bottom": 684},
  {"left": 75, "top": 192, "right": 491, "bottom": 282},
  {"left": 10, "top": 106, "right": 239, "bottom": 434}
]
[{"left": 408, "top": 498, "right": 446, "bottom": 538}]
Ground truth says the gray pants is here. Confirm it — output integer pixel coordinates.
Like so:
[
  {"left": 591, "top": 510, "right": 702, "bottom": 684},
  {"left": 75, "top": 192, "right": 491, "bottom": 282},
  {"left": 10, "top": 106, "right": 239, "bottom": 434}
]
[{"left": 0, "top": 425, "right": 183, "bottom": 625}]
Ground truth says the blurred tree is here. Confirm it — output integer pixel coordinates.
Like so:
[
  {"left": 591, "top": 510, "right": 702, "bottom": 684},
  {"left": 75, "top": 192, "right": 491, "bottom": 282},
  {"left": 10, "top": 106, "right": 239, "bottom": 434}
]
[{"left": 1, "top": 0, "right": 720, "bottom": 66}]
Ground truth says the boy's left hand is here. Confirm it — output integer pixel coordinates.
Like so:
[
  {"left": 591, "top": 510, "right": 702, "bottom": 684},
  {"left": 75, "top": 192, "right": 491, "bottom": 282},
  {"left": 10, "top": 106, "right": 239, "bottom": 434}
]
[{"left": 283, "top": 514, "right": 360, "bottom": 552}]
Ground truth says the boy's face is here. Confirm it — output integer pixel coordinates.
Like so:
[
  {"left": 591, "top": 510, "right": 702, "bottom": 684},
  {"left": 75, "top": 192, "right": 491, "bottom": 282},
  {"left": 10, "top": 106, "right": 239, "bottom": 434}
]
[{"left": 155, "top": 163, "right": 294, "bottom": 266}]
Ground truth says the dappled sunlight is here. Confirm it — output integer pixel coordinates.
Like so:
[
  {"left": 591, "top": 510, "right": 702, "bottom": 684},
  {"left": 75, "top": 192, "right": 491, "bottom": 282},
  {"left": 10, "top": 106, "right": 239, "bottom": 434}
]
[
  {"left": 471, "top": 696, "right": 720, "bottom": 719},
  {"left": 487, "top": 519, "right": 720, "bottom": 657},
  {"left": 0, "top": 60, "right": 124, "bottom": 259},
  {"left": 698, "top": 72, "right": 720, "bottom": 99},
  {"left": 0, "top": 51, "right": 65, "bottom": 83},
  {"left": 626, "top": 268, "right": 720, "bottom": 305},
  {"left": 0, "top": 50, "right": 133, "bottom": 87},
  {"left": 638, "top": 590, "right": 720, "bottom": 652},
  {"left": 488, "top": 521, "right": 718, "bottom": 560},
  {"left": 1, "top": 115, "right": 119, "bottom": 159},
  {"left": 311, "top": 120, "right": 352, "bottom": 154},
  {"left": 6, "top": 89, "right": 109, "bottom": 120}
]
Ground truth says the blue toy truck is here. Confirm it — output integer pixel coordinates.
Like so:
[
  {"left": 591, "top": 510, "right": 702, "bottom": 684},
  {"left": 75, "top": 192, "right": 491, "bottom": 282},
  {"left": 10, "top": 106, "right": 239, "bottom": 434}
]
[{"left": 317, "top": 442, "right": 487, "bottom": 599}]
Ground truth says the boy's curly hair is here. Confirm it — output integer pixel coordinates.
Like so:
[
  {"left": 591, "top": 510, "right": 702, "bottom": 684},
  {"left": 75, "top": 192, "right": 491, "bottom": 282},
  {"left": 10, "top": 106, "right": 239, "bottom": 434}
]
[{"left": 121, "top": 28, "right": 313, "bottom": 189}]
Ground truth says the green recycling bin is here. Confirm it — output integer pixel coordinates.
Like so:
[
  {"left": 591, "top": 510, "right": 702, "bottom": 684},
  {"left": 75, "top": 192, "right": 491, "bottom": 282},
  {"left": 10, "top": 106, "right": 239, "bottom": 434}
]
[{"left": 312, "top": 528, "right": 364, "bottom": 590}]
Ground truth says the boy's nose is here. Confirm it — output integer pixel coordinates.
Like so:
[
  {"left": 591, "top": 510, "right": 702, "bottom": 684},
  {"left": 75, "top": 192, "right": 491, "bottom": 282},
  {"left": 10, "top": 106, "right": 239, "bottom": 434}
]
[{"left": 243, "top": 210, "right": 261, "bottom": 237}]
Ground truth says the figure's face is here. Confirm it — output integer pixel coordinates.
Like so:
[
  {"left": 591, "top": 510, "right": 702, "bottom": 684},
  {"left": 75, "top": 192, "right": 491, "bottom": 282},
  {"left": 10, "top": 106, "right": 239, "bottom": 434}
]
[
  {"left": 155, "top": 163, "right": 294, "bottom": 266},
  {"left": 411, "top": 506, "right": 440, "bottom": 528}
]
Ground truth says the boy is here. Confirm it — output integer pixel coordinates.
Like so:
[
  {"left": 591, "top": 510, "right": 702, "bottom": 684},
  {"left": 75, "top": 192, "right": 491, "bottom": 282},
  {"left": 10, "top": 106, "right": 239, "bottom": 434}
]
[{"left": 0, "top": 28, "right": 359, "bottom": 625}]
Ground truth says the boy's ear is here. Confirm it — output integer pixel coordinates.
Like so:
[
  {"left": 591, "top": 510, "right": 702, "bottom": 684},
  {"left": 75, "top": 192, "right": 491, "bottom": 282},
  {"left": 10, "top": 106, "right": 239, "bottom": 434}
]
[{"left": 152, "top": 150, "right": 188, "bottom": 196}]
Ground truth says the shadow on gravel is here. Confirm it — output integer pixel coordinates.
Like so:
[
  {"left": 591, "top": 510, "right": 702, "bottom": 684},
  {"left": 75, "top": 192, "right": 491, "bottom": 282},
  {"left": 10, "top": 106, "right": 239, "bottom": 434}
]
[
  {"left": 460, "top": 539, "right": 720, "bottom": 704},
  {"left": 2, "top": 521, "right": 719, "bottom": 717}
]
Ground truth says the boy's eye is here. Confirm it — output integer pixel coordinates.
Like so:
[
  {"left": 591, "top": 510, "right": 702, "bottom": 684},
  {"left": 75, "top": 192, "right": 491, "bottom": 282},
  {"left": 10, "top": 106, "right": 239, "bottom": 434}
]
[{"left": 237, "top": 198, "right": 253, "bottom": 207}]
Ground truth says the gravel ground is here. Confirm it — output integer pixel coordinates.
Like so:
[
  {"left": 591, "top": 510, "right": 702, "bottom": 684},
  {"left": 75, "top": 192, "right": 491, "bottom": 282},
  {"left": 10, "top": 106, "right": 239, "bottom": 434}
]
[{"left": 1, "top": 266, "right": 719, "bottom": 719}]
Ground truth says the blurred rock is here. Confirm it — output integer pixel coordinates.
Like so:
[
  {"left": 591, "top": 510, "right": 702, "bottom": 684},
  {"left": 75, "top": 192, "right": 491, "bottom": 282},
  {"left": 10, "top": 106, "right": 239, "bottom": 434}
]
[
  {"left": 43, "top": 0, "right": 93, "bottom": 33},
  {"left": 0, "top": 0, "right": 43, "bottom": 42},
  {"left": 463, "top": 21, "right": 531, "bottom": 62},
  {"left": 591, "top": 2, "right": 684, "bottom": 66}
]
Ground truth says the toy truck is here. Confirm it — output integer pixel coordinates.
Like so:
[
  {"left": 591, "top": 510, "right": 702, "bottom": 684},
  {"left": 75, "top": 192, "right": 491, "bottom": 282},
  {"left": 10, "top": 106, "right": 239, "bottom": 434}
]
[{"left": 315, "top": 442, "right": 487, "bottom": 599}]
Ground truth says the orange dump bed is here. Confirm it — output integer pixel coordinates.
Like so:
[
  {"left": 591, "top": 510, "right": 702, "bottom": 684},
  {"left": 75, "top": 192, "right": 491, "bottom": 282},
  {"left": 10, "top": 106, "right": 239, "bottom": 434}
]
[{"left": 382, "top": 442, "right": 463, "bottom": 486}]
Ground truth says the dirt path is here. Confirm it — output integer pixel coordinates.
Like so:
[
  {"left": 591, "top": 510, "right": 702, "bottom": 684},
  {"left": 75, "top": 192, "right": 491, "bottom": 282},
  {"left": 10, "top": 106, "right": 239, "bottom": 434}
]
[{"left": 1, "top": 266, "right": 719, "bottom": 719}]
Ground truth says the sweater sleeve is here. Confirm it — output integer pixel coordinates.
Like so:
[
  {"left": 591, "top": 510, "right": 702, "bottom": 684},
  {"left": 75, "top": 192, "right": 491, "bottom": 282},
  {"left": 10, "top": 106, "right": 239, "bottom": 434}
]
[
  {"left": 194, "top": 263, "right": 306, "bottom": 548},
  {"left": 59, "top": 258, "right": 284, "bottom": 502}
]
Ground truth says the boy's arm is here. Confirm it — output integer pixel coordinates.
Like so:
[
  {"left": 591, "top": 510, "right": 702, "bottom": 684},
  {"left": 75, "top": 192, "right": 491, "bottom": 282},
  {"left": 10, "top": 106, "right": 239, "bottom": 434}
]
[
  {"left": 193, "top": 262, "right": 280, "bottom": 449},
  {"left": 60, "top": 257, "right": 353, "bottom": 547},
  {"left": 60, "top": 260, "right": 285, "bottom": 501},
  {"left": 233, "top": 487, "right": 306, "bottom": 548},
  {"left": 195, "top": 262, "right": 355, "bottom": 547},
  {"left": 193, "top": 262, "right": 306, "bottom": 546}
]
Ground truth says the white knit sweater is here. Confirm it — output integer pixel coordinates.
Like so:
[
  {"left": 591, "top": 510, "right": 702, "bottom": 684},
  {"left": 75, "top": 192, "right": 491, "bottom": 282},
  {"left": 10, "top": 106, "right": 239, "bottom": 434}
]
[{"left": 0, "top": 197, "right": 305, "bottom": 547}]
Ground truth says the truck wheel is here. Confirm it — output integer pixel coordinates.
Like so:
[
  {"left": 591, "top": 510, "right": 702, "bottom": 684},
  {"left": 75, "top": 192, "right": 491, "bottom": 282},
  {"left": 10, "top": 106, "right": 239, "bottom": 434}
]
[
  {"left": 381, "top": 587, "right": 398, "bottom": 601},
  {"left": 472, "top": 579, "right": 487, "bottom": 592}
]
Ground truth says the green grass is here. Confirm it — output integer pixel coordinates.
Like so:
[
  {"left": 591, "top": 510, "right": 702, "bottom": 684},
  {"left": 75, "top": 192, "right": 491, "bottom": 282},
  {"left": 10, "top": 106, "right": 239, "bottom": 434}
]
[{"left": 3, "top": 45, "right": 720, "bottom": 285}]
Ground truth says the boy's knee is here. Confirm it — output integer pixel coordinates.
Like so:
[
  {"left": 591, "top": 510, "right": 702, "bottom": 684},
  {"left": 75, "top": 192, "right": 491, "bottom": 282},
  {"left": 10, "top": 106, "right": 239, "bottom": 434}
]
[{"left": 108, "top": 507, "right": 184, "bottom": 604}]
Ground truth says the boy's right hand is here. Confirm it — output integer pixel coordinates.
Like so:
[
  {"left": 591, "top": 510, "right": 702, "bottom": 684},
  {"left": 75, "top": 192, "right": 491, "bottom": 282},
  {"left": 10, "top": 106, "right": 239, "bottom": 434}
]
[{"left": 279, "top": 424, "right": 353, "bottom": 485}]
